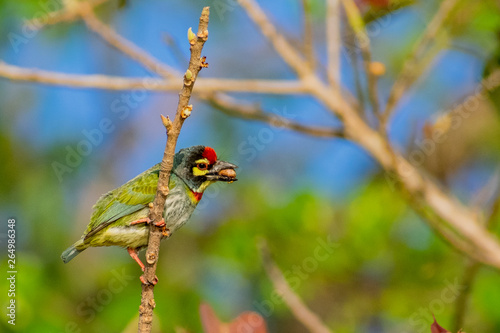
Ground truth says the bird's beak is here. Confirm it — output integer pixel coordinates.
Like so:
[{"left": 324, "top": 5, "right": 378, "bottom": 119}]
[{"left": 206, "top": 160, "right": 238, "bottom": 182}]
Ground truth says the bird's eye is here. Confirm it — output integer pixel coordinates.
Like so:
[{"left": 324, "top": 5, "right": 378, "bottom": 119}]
[{"left": 197, "top": 163, "right": 208, "bottom": 171}]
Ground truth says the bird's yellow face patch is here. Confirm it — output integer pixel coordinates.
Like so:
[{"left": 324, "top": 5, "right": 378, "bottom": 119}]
[
  {"left": 195, "top": 180, "right": 215, "bottom": 193},
  {"left": 192, "top": 158, "right": 211, "bottom": 176}
]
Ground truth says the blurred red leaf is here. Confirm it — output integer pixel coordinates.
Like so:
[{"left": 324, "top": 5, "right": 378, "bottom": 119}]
[
  {"left": 200, "top": 303, "right": 268, "bottom": 333},
  {"left": 431, "top": 315, "right": 450, "bottom": 333}
]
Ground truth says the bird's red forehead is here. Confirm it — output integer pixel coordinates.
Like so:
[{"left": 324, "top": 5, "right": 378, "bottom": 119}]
[{"left": 202, "top": 147, "right": 217, "bottom": 164}]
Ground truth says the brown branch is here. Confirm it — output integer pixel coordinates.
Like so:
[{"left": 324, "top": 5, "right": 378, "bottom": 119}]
[
  {"left": 381, "top": 0, "right": 460, "bottom": 122},
  {"left": 0, "top": 61, "right": 167, "bottom": 90},
  {"left": 259, "top": 241, "right": 332, "bottom": 333},
  {"left": 326, "top": 0, "right": 343, "bottom": 106},
  {"left": 79, "top": 6, "right": 178, "bottom": 79},
  {"left": 408, "top": 194, "right": 491, "bottom": 264},
  {"left": 0, "top": 62, "right": 308, "bottom": 94},
  {"left": 238, "top": 0, "right": 311, "bottom": 79},
  {"left": 301, "top": 69, "right": 500, "bottom": 268},
  {"left": 302, "top": 0, "right": 316, "bottom": 70},
  {"left": 341, "top": 0, "right": 380, "bottom": 115},
  {"left": 452, "top": 173, "right": 500, "bottom": 332},
  {"left": 207, "top": 93, "right": 345, "bottom": 138},
  {"left": 137, "top": 7, "right": 210, "bottom": 333},
  {"left": 344, "top": 27, "right": 367, "bottom": 113}
]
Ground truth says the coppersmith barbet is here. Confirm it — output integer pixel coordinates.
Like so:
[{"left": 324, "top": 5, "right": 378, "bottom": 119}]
[{"left": 61, "top": 146, "right": 237, "bottom": 283}]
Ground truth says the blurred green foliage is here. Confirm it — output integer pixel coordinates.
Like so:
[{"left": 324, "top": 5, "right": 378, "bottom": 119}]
[{"left": 3, "top": 166, "right": 500, "bottom": 331}]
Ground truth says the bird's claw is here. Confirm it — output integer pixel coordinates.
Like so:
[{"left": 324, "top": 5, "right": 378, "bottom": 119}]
[
  {"left": 130, "top": 217, "right": 152, "bottom": 226},
  {"left": 153, "top": 219, "right": 170, "bottom": 237},
  {"left": 140, "top": 274, "right": 158, "bottom": 286},
  {"left": 153, "top": 219, "right": 166, "bottom": 228},
  {"left": 130, "top": 218, "right": 169, "bottom": 237}
]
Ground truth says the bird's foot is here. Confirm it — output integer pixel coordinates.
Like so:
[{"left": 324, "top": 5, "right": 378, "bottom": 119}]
[
  {"left": 130, "top": 217, "right": 152, "bottom": 226},
  {"left": 128, "top": 248, "right": 159, "bottom": 285},
  {"left": 140, "top": 274, "right": 158, "bottom": 286},
  {"left": 153, "top": 219, "right": 166, "bottom": 228},
  {"left": 130, "top": 218, "right": 169, "bottom": 236}
]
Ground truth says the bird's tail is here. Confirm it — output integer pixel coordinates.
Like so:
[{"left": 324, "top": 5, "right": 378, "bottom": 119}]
[{"left": 61, "top": 239, "right": 85, "bottom": 263}]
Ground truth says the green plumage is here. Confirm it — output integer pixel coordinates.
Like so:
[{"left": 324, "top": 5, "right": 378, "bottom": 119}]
[
  {"left": 85, "top": 163, "right": 163, "bottom": 238},
  {"left": 61, "top": 145, "right": 238, "bottom": 266},
  {"left": 62, "top": 163, "right": 168, "bottom": 263}
]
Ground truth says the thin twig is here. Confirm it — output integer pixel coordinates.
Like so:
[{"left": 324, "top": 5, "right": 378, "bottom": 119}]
[
  {"left": 137, "top": 7, "right": 210, "bottom": 333},
  {"left": 302, "top": 0, "right": 316, "bottom": 70},
  {"left": 259, "top": 240, "right": 332, "bottom": 333},
  {"left": 341, "top": 0, "right": 380, "bottom": 115},
  {"left": 344, "top": 27, "right": 366, "bottom": 113},
  {"left": 238, "top": 0, "right": 311, "bottom": 79},
  {"left": 0, "top": 61, "right": 165, "bottom": 90},
  {"left": 408, "top": 194, "right": 490, "bottom": 264},
  {"left": 382, "top": 0, "right": 460, "bottom": 122},
  {"left": 80, "top": 6, "right": 177, "bottom": 79},
  {"left": 207, "top": 93, "right": 344, "bottom": 138},
  {"left": 382, "top": 31, "right": 448, "bottom": 133},
  {"left": 0, "top": 62, "right": 309, "bottom": 94},
  {"left": 326, "top": 0, "right": 343, "bottom": 97}
]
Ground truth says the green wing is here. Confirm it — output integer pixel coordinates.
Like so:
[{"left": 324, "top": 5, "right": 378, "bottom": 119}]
[{"left": 84, "top": 163, "right": 162, "bottom": 238}]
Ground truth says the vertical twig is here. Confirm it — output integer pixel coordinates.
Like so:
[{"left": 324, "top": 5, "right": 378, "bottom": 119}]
[
  {"left": 326, "top": 0, "right": 342, "bottom": 90},
  {"left": 381, "top": 0, "right": 460, "bottom": 123},
  {"left": 341, "top": 0, "right": 380, "bottom": 115},
  {"left": 238, "top": 0, "right": 311, "bottom": 78},
  {"left": 302, "top": 0, "right": 316, "bottom": 70},
  {"left": 345, "top": 26, "right": 367, "bottom": 113},
  {"left": 137, "top": 7, "right": 210, "bottom": 333}
]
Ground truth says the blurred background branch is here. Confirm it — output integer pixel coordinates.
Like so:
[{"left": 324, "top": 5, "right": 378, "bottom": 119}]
[
  {"left": 0, "top": 61, "right": 310, "bottom": 94},
  {"left": 382, "top": 0, "right": 461, "bottom": 124},
  {"left": 259, "top": 240, "right": 332, "bottom": 333}
]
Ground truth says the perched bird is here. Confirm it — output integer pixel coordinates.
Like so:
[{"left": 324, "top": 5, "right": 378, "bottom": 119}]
[{"left": 61, "top": 145, "right": 237, "bottom": 283}]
